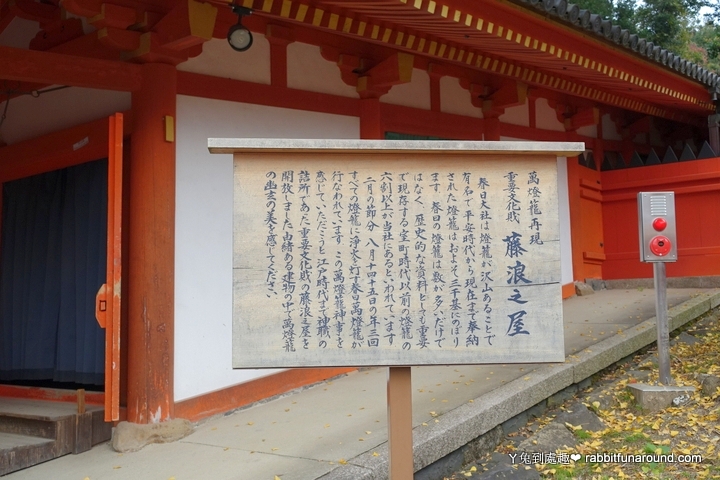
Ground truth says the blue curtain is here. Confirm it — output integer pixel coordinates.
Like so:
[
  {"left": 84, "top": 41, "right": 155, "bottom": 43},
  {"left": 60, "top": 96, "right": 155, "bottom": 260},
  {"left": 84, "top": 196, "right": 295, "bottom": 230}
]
[{"left": 0, "top": 159, "right": 107, "bottom": 385}]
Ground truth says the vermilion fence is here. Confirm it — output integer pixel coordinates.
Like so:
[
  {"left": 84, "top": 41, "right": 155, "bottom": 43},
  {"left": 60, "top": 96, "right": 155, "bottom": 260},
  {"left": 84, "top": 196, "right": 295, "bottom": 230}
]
[{"left": 601, "top": 157, "right": 720, "bottom": 279}]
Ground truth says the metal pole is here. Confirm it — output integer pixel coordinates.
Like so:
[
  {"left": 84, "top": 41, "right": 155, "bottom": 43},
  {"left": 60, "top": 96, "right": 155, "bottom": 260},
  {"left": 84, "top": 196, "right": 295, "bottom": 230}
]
[
  {"left": 387, "top": 366, "right": 414, "bottom": 479},
  {"left": 653, "top": 262, "right": 671, "bottom": 385}
]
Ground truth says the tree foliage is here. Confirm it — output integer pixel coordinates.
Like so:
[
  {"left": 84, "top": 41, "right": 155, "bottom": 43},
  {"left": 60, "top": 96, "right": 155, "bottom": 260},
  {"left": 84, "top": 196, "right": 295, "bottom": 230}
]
[{"left": 572, "top": 0, "right": 720, "bottom": 72}]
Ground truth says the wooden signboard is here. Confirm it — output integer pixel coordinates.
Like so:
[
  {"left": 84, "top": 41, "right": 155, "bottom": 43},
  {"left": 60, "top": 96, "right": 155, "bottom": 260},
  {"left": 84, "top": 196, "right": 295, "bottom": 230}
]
[{"left": 209, "top": 139, "right": 584, "bottom": 369}]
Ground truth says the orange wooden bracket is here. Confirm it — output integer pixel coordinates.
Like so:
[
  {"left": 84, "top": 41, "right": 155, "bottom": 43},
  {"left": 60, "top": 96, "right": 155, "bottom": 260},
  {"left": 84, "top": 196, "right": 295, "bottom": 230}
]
[
  {"left": 357, "top": 52, "right": 414, "bottom": 98},
  {"left": 98, "top": 27, "right": 142, "bottom": 51},
  {"left": 320, "top": 47, "right": 364, "bottom": 87},
  {"left": 89, "top": 3, "right": 137, "bottom": 30},
  {"left": 483, "top": 81, "right": 528, "bottom": 117},
  {"left": 151, "top": 0, "right": 217, "bottom": 51},
  {"left": 458, "top": 80, "right": 488, "bottom": 109},
  {"left": 565, "top": 107, "right": 599, "bottom": 131}
]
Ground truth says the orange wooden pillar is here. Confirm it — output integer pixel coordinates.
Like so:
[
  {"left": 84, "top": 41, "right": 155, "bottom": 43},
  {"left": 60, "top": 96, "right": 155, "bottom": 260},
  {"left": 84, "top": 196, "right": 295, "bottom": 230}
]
[
  {"left": 484, "top": 116, "right": 500, "bottom": 141},
  {"left": 127, "top": 63, "right": 176, "bottom": 424},
  {"left": 360, "top": 97, "right": 383, "bottom": 140}
]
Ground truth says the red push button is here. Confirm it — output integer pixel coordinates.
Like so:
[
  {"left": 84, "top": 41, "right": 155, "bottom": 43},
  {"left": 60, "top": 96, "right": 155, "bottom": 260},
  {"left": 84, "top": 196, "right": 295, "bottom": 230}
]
[
  {"left": 649, "top": 235, "right": 672, "bottom": 256},
  {"left": 652, "top": 217, "right": 667, "bottom": 231}
]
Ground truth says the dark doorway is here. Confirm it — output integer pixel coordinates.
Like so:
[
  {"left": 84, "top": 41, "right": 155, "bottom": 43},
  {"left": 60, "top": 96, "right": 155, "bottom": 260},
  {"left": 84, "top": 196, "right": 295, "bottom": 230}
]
[{"left": 0, "top": 159, "right": 107, "bottom": 389}]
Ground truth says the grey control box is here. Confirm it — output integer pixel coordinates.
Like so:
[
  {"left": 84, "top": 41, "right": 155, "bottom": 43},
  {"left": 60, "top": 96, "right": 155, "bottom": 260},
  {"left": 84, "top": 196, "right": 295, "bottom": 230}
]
[{"left": 637, "top": 192, "right": 677, "bottom": 262}]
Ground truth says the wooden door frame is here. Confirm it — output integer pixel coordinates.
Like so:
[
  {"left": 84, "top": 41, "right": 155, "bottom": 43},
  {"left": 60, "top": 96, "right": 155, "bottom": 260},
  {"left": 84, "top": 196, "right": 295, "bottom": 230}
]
[{"left": 0, "top": 114, "right": 129, "bottom": 419}]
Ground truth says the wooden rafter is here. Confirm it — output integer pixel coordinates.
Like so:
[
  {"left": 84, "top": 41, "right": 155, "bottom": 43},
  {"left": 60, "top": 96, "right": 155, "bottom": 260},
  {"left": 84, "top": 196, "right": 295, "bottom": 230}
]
[
  {"left": 222, "top": 0, "right": 712, "bottom": 122},
  {"left": 0, "top": 44, "right": 142, "bottom": 91}
]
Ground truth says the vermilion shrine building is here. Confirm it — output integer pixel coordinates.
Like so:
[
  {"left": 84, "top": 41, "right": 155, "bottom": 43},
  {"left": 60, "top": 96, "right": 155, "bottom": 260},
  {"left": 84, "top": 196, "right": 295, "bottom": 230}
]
[{"left": 0, "top": 0, "right": 718, "bottom": 436}]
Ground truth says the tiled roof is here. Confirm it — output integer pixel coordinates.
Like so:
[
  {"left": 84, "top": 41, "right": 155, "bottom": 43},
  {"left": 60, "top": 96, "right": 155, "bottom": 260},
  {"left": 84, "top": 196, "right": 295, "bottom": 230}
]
[{"left": 516, "top": 0, "right": 719, "bottom": 93}]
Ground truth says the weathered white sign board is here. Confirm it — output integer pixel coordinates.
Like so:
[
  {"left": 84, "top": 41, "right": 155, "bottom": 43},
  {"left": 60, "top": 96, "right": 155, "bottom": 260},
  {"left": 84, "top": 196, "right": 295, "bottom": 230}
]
[{"left": 209, "top": 139, "right": 584, "bottom": 368}]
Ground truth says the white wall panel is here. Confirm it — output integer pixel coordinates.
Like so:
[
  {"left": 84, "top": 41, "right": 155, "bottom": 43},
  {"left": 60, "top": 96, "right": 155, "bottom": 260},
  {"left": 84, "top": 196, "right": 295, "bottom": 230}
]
[
  {"left": 178, "top": 36, "right": 271, "bottom": 85},
  {"left": 499, "top": 104, "right": 529, "bottom": 127},
  {"left": 174, "top": 94, "right": 359, "bottom": 401},
  {"left": 576, "top": 125, "right": 598, "bottom": 139},
  {"left": 286, "top": 43, "right": 358, "bottom": 97},
  {"left": 381, "top": 68, "right": 431, "bottom": 110},
  {"left": 439, "top": 77, "right": 482, "bottom": 118},
  {"left": 535, "top": 98, "right": 565, "bottom": 132},
  {"left": 0, "top": 17, "right": 38, "bottom": 49},
  {"left": 601, "top": 114, "right": 622, "bottom": 141},
  {"left": 0, "top": 87, "right": 130, "bottom": 145}
]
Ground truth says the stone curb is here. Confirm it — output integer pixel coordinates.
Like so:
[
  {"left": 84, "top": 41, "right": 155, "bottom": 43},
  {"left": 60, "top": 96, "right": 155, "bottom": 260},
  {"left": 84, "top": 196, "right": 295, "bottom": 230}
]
[{"left": 318, "top": 290, "right": 720, "bottom": 480}]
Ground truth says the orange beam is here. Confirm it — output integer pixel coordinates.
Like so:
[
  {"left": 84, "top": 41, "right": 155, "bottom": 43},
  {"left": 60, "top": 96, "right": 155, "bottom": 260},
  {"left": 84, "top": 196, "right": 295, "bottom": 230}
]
[
  {"left": 0, "top": 44, "right": 141, "bottom": 91},
  {"left": 0, "top": 116, "right": 110, "bottom": 182},
  {"left": 0, "top": 385, "right": 104, "bottom": 405},
  {"left": 127, "top": 63, "right": 176, "bottom": 424},
  {"left": 174, "top": 367, "right": 355, "bottom": 422},
  {"left": 360, "top": 97, "right": 383, "bottom": 139},
  {"left": 177, "top": 70, "right": 359, "bottom": 117}
]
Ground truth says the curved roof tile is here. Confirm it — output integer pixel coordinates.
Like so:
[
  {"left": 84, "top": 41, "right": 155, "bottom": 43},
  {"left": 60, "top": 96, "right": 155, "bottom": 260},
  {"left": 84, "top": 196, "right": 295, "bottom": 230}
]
[{"left": 517, "top": 0, "right": 719, "bottom": 91}]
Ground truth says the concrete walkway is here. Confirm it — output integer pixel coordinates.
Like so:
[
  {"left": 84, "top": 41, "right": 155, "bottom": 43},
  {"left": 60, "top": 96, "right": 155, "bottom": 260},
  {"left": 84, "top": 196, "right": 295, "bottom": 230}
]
[{"left": 6, "top": 287, "right": 720, "bottom": 480}]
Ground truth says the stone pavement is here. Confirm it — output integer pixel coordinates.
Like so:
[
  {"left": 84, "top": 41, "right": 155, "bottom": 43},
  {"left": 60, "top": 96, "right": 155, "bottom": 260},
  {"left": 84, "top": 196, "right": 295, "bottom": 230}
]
[{"left": 6, "top": 287, "right": 720, "bottom": 480}]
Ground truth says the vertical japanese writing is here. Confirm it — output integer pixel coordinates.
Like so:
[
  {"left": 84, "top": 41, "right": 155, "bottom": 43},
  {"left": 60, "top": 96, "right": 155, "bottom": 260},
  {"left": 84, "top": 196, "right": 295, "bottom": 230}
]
[
  {"left": 505, "top": 171, "right": 520, "bottom": 224},
  {"left": 381, "top": 172, "right": 396, "bottom": 346},
  {"left": 397, "top": 173, "right": 413, "bottom": 350},
  {"left": 365, "top": 175, "right": 380, "bottom": 347},
  {"left": 281, "top": 170, "right": 296, "bottom": 352},
  {"left": 348, "top": 172, "right": 364, "bottom": 348},
  {"left": 430, "top": 173, "right": 446, "bottom": 347},
  {"left": 298, "top": 170, "right": 312, "bottom": 349},
  {"left": 414, "top": 173, "right": 429, "bottom": 349},
  {"left": 250, "top": 162, "right": 556, "bottom": 357},
  {"left": 446, "top": 173, "right": 462, "bottom": 348},
  {"left": 527, "top": 171, "right": 543, "bottom": 245},
  {"left": 461, "top": 173, "right": 480, "bottom": 347},
  {"left": 315, "top": 171, "right": 331, "bottom": 348},
  {"left": 332, "top": 171, "right": 345, "bottom": 348},
  {"left": 504, "top": 225, "right": 531, "bottom": 337},
  {"left": 264, "top": 172, "right": 278, "bottom": 298},
  {"left": 478, "top": 177, "right": 495, "bottom": 346}
]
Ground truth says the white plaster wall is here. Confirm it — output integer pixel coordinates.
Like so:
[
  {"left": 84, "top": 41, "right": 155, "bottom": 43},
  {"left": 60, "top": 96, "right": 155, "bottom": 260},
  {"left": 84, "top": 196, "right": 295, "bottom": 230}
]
[
  {"left": 440, "top": 77, "right": 482, "bottom": 118},
  {"left": 178, "top": 36, "right": 271, "bottom": 84},
  {"left": 499, "top": 103, "right": 529, "bottom": 127},
  {"left": 576, "top": 125, "right": 598, "bottom": 139},
  {"left": 287, "top": 43, "right": 358, "bottom": 97},
  {"left": 381, "top": 68, "right": 431, "bottom": 110},
  {"left": 0, "top": 17, "right": 39, "bottom": 48},
  {"left": 174, "top": 95, "right": 360, "bottom": 402},
  {"left": 535, "top": 98, "right": 565, "bottom": 132},
  {"left": 0, "top": 87, "right": 130, "bottom": 145},
  {"left": 601, "top": 114, "right": 622, "bottom": 141}
]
